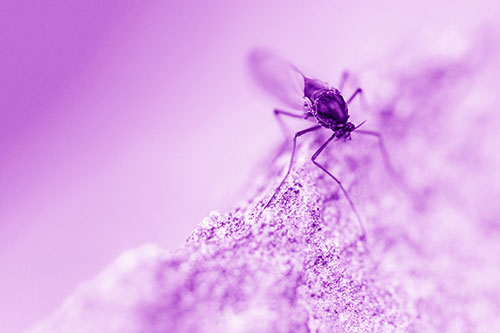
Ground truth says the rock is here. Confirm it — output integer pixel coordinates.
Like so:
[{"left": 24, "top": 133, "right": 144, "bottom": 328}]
[{"left": 29, "top": 30, "right": 500, "bottom": 332}]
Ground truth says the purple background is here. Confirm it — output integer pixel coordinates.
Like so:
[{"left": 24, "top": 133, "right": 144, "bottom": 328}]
[{"left": 0, "top": 1, "right": 497, "bottom": 331}]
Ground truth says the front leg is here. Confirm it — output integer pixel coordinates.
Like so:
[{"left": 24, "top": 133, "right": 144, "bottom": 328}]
[
  {"left": 262, "top": 125, "right": 322, "bottom": 211},
  {"left": 311, "top": 134, "right": 366, "bottom": 242}
]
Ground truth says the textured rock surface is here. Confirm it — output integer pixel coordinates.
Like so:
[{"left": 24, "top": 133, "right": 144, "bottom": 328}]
[{"left": 30, "top": 31, "right": 500, "bottom": 332}]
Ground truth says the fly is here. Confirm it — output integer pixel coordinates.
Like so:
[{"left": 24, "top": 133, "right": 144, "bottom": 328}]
[{"left": 249, "top": 49, "right": 394, "bottom": 244}]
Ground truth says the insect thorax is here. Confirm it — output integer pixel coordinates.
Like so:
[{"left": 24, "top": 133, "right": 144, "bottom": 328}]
[{"left": 304, "top": 88, "right": 350, "bottom": 128}]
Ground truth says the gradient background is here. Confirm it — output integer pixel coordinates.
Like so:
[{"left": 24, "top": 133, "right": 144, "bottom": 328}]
[{"left": 0, "top": 1, "right": 497, "bottom": 331}]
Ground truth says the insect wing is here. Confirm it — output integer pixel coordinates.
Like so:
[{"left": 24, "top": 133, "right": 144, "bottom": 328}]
[{"left": 248, "top": 49, "right": 306, "bottom": 110}]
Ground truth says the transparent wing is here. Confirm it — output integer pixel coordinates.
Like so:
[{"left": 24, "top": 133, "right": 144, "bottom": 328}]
[{"left": 248, "top": 48, "right": 306, "bottom": 110}]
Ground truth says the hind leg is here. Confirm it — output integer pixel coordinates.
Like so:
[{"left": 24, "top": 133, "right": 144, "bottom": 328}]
[{"left": 355, "top": 129, "right": 396, "bottom": 176}]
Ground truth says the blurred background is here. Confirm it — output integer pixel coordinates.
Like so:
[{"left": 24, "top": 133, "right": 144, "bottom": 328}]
[{"left": 0, "top": 1, "right": 497, "bottom": 331}]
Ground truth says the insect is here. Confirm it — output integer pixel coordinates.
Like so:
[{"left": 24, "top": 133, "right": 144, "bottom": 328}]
[{"left": 249, "top": 49, "right": 393, "bottom": 242}]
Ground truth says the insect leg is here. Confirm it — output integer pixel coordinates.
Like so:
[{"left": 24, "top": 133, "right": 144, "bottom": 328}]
[
  {"left": 274, "top": 109, "right": 304, "bottom": 119},
  {"left": 263, "top": 125, "right": 322, "bottom": 210},
  {"left": 347, "top": 88, "right": 363, "bottom": 104},
  {"left": 355, "top": 130, "right": 396, "bottom": 176},
  {"left": 274, "top": 109, "right": 312, "bottom": 139},
  {"left": 339, "top": 71, "right": 350, "bottom": 91},
  {"left": 353, "top": 130, "right": 412, "bottom": 214},
  {"left": 311, "top": 134, "right": 366, "bottom": 242}
]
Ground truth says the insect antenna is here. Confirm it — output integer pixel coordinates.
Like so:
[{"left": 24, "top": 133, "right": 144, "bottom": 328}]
[{"left": 355, "top": 120, "right": 367, "bottom": 129}]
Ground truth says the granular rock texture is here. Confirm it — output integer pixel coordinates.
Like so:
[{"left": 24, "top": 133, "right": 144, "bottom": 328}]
[{"left": 30, "top": 31, "right": 500, "bottom": 332}]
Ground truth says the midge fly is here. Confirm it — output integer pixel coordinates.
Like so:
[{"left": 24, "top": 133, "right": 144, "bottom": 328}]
[{"left": 249, "top": 49, "right": 393, "bottom": 242}]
